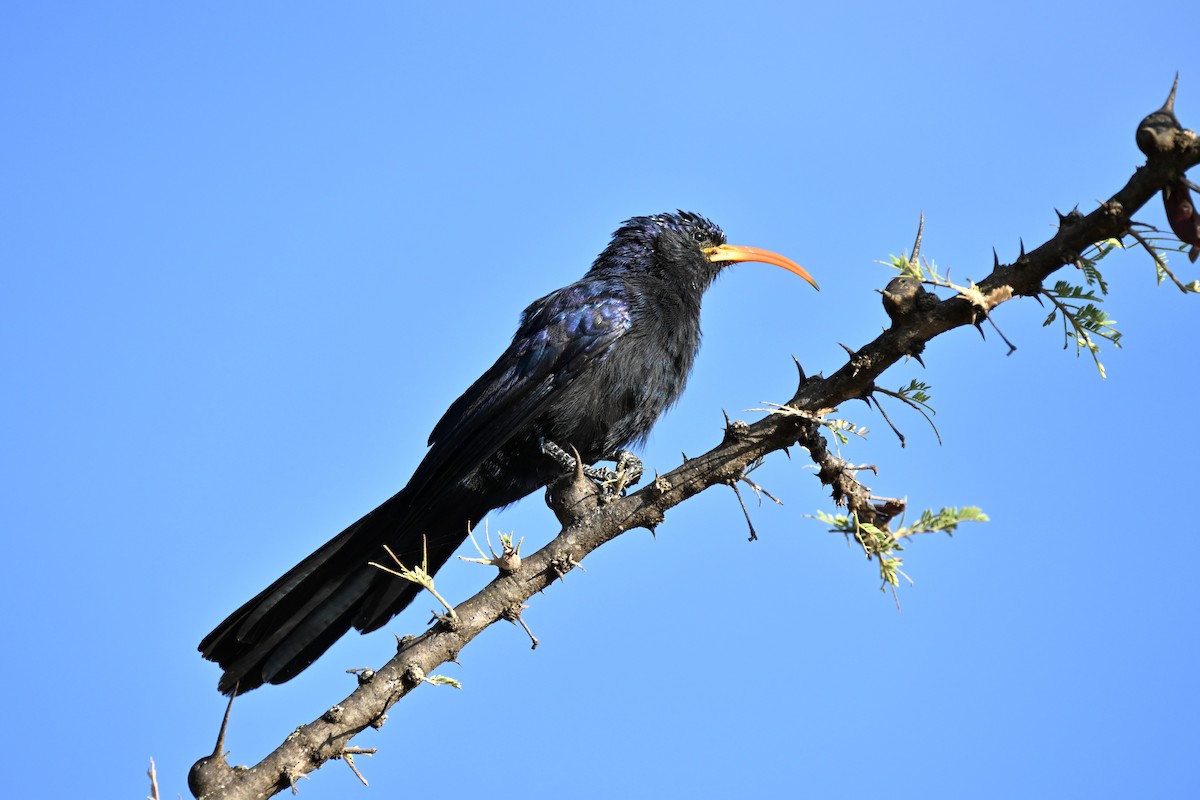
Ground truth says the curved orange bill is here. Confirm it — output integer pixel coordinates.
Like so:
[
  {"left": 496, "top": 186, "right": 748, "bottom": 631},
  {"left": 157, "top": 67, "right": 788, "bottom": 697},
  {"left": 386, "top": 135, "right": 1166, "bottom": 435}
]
[{"left": 703, "top": 243, "right": 819, "bottom": 290}]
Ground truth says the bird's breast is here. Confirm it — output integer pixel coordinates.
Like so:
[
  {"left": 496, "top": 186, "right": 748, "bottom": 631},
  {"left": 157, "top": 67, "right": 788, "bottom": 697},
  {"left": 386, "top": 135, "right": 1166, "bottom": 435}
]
[{"left": 541, "top": 304, "right": 701, "bottom": 460}]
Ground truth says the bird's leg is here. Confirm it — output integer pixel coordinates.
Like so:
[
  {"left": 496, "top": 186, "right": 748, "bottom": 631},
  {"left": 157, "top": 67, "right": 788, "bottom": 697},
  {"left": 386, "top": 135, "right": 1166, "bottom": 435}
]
[
  {"left": 540, "top": 438, "right": 614, "bottom": 482},
  {"left": 540, "top": 438, "right": 582, "bottom": 472}
]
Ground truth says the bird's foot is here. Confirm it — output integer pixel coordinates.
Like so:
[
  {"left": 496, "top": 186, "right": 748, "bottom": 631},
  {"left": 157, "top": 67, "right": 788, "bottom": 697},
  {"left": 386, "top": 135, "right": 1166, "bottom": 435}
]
[
  {"left": 540, "top": 440, "right": 643, "bottom": 497},
  {"left": 604, "top": 450, "right": 644, "bottom": 496}
]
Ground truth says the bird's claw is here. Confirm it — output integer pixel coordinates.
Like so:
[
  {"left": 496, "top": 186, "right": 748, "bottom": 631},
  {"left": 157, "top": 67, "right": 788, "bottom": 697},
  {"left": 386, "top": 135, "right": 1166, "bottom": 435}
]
[{"left": 603, "top": 450, "right": 643, "bottom": 495}]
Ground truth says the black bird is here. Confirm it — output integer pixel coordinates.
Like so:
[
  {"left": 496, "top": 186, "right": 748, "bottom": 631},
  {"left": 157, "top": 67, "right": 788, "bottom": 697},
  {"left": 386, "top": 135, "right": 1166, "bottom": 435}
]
[{"left": 200, "top": 211, "right": 818, "bottom": 694}]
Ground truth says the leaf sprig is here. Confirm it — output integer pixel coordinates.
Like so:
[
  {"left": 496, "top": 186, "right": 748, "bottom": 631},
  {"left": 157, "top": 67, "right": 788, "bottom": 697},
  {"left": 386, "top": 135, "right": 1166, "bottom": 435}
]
[
  {"left": 814, "top": 506, "right": 989, "bottom": 597},
  {"left": 1039, "top": 279, "right": 1121, "bottom": 378}
]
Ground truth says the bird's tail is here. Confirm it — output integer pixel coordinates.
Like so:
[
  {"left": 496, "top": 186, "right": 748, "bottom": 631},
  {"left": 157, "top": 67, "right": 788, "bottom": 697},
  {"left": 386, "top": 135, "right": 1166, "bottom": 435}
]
[{"left": 198, "top": 489, "right": 474, "bottom": 695}]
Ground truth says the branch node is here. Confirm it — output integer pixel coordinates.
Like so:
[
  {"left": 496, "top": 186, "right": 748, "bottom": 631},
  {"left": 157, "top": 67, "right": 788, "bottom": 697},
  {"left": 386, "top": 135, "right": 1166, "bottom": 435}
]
[
  {"left": 880, "top": 276, "right": 935, "bottom": 325},
  {"left": 1137, "top": 74, "right": 1184, "bottom": 156},
  {"left": 346, "top": 667, "right": 376, "bottom": 686},
  {"left": 501, "top": 602, "right": 540, "bottom": 648},
  {"left": 1055, "top": 206, "right": 1084, "bottom": 228},
  {"left": 459, "top": 521, "right": 524, "bottom": 572},
  {"left": 432, "top": 609, "right": 461, "bottom": 631},
  {"left": 403, "top": 664, "right": 426, "bottom": 686},
  {"left": 550, "top": 553, "right": 585, "bottom": 579},
  {"left": 723, "top": 414, "right": 750, "bottom": 443}
]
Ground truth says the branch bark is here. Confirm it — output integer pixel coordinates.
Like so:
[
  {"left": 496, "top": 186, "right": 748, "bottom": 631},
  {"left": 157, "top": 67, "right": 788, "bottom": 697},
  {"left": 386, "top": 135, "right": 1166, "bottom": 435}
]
[{"left": 189, "top": 85, "right": 1199, "bottom": 800}]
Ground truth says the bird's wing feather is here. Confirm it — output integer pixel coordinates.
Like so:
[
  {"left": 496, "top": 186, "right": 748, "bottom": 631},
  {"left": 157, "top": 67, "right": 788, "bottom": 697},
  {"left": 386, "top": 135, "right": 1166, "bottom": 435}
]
[{"left": 408, "top": 280, "right": 632, "bottom": 503}]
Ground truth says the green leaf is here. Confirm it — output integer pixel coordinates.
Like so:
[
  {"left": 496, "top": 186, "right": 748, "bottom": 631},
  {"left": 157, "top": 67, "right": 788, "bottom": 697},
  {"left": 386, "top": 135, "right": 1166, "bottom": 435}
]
[{"left": 426, "top": 675, "right": 462, "bottom": 689}]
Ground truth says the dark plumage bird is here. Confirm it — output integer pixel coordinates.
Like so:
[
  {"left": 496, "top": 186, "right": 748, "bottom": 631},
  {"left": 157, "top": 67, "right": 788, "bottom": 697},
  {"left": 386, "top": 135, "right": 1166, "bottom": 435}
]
[{"left": 200, "top": 211, "right": 818, "bottom": 694}]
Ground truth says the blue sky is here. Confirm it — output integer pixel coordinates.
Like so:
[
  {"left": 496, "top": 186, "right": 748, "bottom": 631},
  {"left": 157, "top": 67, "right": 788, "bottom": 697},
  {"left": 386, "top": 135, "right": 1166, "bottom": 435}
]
[{"left": 3, "top": 3, "right": 1197, "bottom": 798}]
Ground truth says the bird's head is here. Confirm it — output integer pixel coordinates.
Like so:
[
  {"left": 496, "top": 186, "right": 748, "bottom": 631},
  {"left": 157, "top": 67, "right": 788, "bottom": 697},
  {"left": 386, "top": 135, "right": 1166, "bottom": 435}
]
[{"left": 592, "top": 211, "right": 818, "bottom": 293}]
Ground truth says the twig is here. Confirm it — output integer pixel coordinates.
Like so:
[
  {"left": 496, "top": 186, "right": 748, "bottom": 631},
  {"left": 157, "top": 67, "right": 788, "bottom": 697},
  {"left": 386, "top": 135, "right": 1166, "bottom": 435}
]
[{"left": 1126, "top": 227, "right": 1192, "bottom": 292}]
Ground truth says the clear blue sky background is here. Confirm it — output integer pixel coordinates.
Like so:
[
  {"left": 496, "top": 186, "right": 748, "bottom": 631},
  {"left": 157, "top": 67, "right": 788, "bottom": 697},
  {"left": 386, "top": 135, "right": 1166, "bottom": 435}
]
[{"left": 3, "top": 3, "right": 1197, "bottom": 798}]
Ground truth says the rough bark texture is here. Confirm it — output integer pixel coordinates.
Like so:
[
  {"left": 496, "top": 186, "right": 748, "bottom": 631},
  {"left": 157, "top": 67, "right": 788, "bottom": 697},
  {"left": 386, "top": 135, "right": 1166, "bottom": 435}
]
[{"left": 189, "top": 86, "right": 1199, "bottom": 800}]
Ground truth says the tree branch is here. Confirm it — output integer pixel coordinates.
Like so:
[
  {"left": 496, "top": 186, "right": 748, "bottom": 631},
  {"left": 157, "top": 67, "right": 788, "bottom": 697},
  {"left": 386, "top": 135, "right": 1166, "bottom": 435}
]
[{"left": 189, "top": 84, "right": 1199, "bottom": 800}]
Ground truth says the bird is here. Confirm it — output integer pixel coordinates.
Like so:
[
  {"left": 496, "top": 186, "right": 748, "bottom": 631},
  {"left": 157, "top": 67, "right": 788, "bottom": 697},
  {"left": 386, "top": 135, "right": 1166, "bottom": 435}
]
[{"left": 199, "top": 211, "right": 819, "bottom": 695}]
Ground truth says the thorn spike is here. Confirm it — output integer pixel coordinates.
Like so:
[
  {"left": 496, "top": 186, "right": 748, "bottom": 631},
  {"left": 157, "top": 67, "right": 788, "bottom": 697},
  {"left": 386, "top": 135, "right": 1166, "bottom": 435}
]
[
  {"left": 910, "top": 213, "right": 925, "bottom": 264},
  {"left": 792, "top": 355, "right": 807, "bottom": 385},
  {"left": 1163, "top": 72, "right": 1179, "bottom": 113}
]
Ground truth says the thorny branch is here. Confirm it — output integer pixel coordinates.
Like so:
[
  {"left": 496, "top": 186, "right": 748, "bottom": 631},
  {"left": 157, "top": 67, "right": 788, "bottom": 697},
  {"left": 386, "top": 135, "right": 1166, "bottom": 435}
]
[{"left": 189, "top": 86, "right": 1199, "bottom": 799}]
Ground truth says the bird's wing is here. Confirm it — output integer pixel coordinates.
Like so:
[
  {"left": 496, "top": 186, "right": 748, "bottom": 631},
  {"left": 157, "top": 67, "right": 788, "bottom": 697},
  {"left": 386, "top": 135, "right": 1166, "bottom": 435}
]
[{"left": 409, "top": 279, "right": 632, "bottom": 502}]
